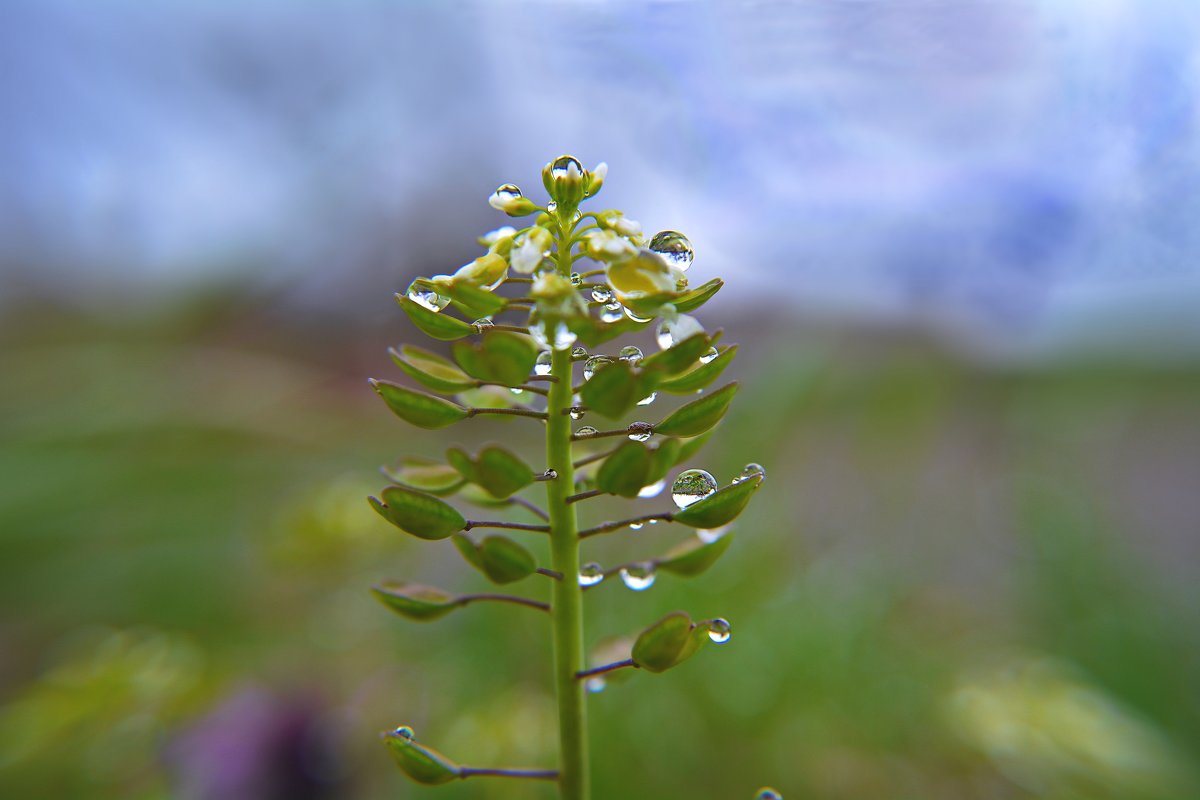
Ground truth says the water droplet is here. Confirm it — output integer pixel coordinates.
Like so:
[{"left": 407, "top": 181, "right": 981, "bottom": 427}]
[
  {"left": 393, "top": 726, "right": 415, "bottom": 741},
  {"left": 619, "top": 563, "right": 657, "bottom": 591},
  {"left": 570, "top": 272, "right": 583, "bottom": 287},
  {"left": 570, "top": 407, "right": 586, "bottom": 420},
  {"left": 571, "top": 346, "right": 588, "bottom": 360},
  {"left": 637, "top": 479, "right": 665, "bottom": 498},
  {"left": 534, "top": 351, "right": 552, "bottom": 376},
  {"left": 624, "top": 306, "right": 653, "bottom": 323},
  {"left": 494, "top": 184, "right": 522, "bottom": 203},
  {"left": 735, "top": 463, "right": 766, "bottom": 483},
  {"left": 697, "top": 525, "right": 730, "bottom": 544},
  {"left": 648, "top": 230, "right": 694, "bottom": 272},
  {"left": 407, "top": 284, "right": 450, "bottom": 313},
  {"left": 707, "top": 618, "right": 732, "bottom": 644},
  {"left": 672, "top": 469, "right": 718, "bottom": 508},
  {"left": 647, "top": 518, "right": 658, "bottom": 525},
  {"left": 591, "top": 286, "right": 613, "bottom": 303},
  {"left": 618, "top": 345, "right": 643, "bottom": 364},
  {"left": 551, "top": 155, "right": 583, "bottom": 180},
  {"left": 699, "top": 346, "right": 719, "bottom": 364},
  {"left": 575, "top": 425, "right": 599, "bottom": 437},
  {"left": 586, "top": 676, "right": 606, "bottom": 693},
  {"left": 510, "top": 387, "right": 524, "bottom": 396},
  {"left": 629, "top": 522, "right": 644, "bottom": 530},
  {"left": 530, "top": 319, "right": 576, "bottom": 351},
  {"left": 543, "top": 469, "right": 558, "bottom": 480},
  {"left": 583, "top": 355, "right": 612, "bottom": 381},
  {"left": 578, "top": 562, "right": 604, "bottom": 587},
  {"left": 473, "top": 317, "right": 494, "bottom": 332},
  {"left": 655, "top": 321, "right": 675, "bottom": 350},
  {"left": 636, "top": 391, "right": 657, "bottom": 406},
  {"left": 600, "top": 306, "right": 624, "bottom": 323},
  {"left": 756, "top": 789, "right": 782, "bottom": 800},
  {"left": 626, "top": 422, "right": 653, "bottom": 442}
]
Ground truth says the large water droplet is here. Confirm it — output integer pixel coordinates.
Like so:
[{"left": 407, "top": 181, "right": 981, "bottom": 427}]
[
  {"left": 624, "top": 306, "right": 653, "bottom": 323},
  {"left": 571, "top": 346, "right": 588, "bottom": 360},
  {"left": 699, "top": 346, "right": 719, "bottom": 364},
  {"left": 619, "top": 563, "right": 657, "bottom": 591},
  {"left": 618, "top": 345, "right": 643, "bottom": 364},
  {"left": 585, "top": 676, "right": 606, "bottom": 694},
  {"left": 627, "top": 422, "right": 653, "bottom": 442},
  {"left": 551, "top": 155, "right": 583, "bottom": 180},
  {"left": 534, "top": 351, "right": 552, "bottom": 376},
  {"left": 707, "top": 618, "right": 732, "bottom": 644},
  {"left": 636, "top": 391, "right": 657, "bottom": 406},
  {"left": 655, "top": 321, "right": 675, "bottom": 350},
  {"left": 755, "top": 789, "right": 782, "bottom": 800},
  {"left": 570, "top": 272, "right": 583, "bottom": 287},
  {"left": 394, "top": 726, "right": 415, "bottom": 741},
  {"left": 735, "top": 463, "right": 766, "bottom": 483},
  {"left": 648, "top": 230, "right": 694, "bottom": 272},
  {"left": 578, "top": 562, "right": 604, "bottom": 587},
  {"left": 530, "top": 319, "right": 576, "bottom": 351},
  {"left": 407, "top": 284, "right": 450, "bottom": 313},
  {"left": 570, "top": 407, "right": 586, "bottom": 420},
  {"left": 583, "top": 355, "right": 612, "bottom": 381},
  {"left": 672, "top": 469, "right": 717, "bottom": 508},
  {"left": 637, "top": 479, "right": 666, "bottom": 498},
  {"left": 697, "top": 525, "right": 730, "bottom": 544},
  {"left": 600, "top": 306, "right": 624, "bottom": 323},
  {"left": 591, "top": 286, "right": 613, "bottom": 303},
  {"left": 575, "top": 425, "right": 599, "bottom": 437},
  {"left": 494, "top": 184, "right": 522, "bottom": 203},
  {"left": 473, "top": 317, "right": 494, "bottom": 333}
]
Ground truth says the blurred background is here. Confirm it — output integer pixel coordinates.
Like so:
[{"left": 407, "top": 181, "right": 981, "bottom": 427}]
[{"left": 2, "top": 1, "right": 1199, "bottom": 798}]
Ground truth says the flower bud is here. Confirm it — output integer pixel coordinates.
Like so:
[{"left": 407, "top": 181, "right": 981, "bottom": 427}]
[
  {"left": 452, "top": 253, "right": 508, "bottom": 291},
  {"left": 510, "top": 226, "right": 553, "bottom": 274},
  {"left": 595, "top": 210, "right": 644, "bottom": 241},
  {"left": 584, "top": 162, "right": 608, "bottom": 198},
  {"left": 478, "top": 226, "right": 517, "bottom": 256},
  {"left": 488, "top": 184, "right": 538, "bottom": 217},
  {"left": 531, "top": 270, "right": 589, "bottom": 318},
  {"left": 606, "top": 248, "right": 677, "bottom": 302},
  {"left": 584, "top": 229, "right": 637, "bottom": 261},
  {"left": 542, "top": 155, "right": 585, "bottom": 211}
]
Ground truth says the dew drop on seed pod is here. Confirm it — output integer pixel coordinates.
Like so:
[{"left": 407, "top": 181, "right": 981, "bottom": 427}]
[
  {"left": 407, "top": 285, "right": 450, "bottom": 313},
  {"left": 546, "top": 201, "right": 558, "bottom": 213},
  {"left": 699, "top": 346, "right": 719, "bottom": 364},
  {"left": 394, "top": 726, "right": 415, "bottom": 741},
  {"left": 575, "top": 425, "right": 599, "bottom": 437},
  {"left": 624, "top": 306, "right": 653, "bottom": 323},
  {"left": 494, "top": 183, "right": 522, "bottom": 202},
  {"left": 629, "top": 521, "right": 644, "bottom": 530},
  {"left": 619, "top": 345, "right": 643, "bottom": 364},
  {"left": 578, "top": 562, "right": 604, "bottom": 587},
  {"left": 586, "top": 677, "right": 606, "bottom": 694},
  {"left": 570, "top": 407, "right": 586, "bottom": 420},
  {"left": 672, "top": 469, "right": 717, "bottom": 508},
  {"left": 619, "top": 563, "right": 657, "bottom": 591},
  {"left": 636, "top": 391, "right": 657, "bottom": 406},
  {"left": 637, "top": 479, "right": 665, "bottom": 498},
  {"left": 697, "top": 525, "right": 730, "bottom": 544},
  {"left": 551, "top": 155, "right": 583, "bottom": 179},
  {"left": 591, "top": 286, "right": 613, "bottom": 303},
  {"left": 600, "top": 306, "right": 624, "bottom": 323},
  {"left": 570, "top": 272, "right": 583, "bottom": 287},
  {"left": 627, "top": 422, "right": 653, "bottom": 442},
  {"left": 473, "top": 317, "right": 494, "bottom": 332},
  {"left": 756, "top": 790, "right": 782, "bottom": 800},
  {"left": 530, "top": 319, "right": 576, "bottom": 351},
  {"left": 735, "top": 463, "right": 766, "bottom": 483},
  {"left": 648, "top": 230, "right": 694, "bottom": 272},
  {"left": 655, "top": 321, "right": 675, "bottom": 350},
  {"left": 543, "top": 469, "right": 558, "bottom": 480},
  {"left": 583, "top": 355, "right": 611, "bottom": 381},
  {"left": 571, "top": 346, "right": 588, "bottom": 359},
  {"left": 534, "top": 351, "right": 552, "bottom": 376},
  {"left": 707, "top": 618, "right": 732, "bottom": 644}
]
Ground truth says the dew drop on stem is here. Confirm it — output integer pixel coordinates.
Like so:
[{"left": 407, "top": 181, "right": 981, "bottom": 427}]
[
  {"left": 578, "top": 562, "right": 604, "bottom": 587},
  {"left": 534, "top": 351, "right": 552, "bottom": 376},
  {"left": 619, "top": 563, "right": 656, "bottom": 591},
  {"left": 627, "top": 422, "right": 653, "bottom": 442}
]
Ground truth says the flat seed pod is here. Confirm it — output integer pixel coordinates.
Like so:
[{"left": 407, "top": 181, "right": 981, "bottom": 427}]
[
  {"left": 579, "top": 360, "right": 640, "bottom": 419},
  {"left": 674, "top": 429, "right": 716, "bottom": 465},
  {"left": 397, "top": 295, "right": 476, "bottom": 341},
  {"left": 389, "top": 345, "right": 476, "bottom": 394},
  {"left": 478, "top": 535, "right": 538, "bottom": 584},
  {"left": 671, "top": 473, "right": 762, "bottom": 529},
  {"left": 451, "top": 533, "right": 484, "bottom": 569},
  {"left": 371, "top": 380, "right": 469, "bottom": 429},
  {"left": 571, "top": 314, "right": 645, "bottom": 347},
  {"left": 381, "top": 457, "right": 466, "bottom": 496},
  {"left": 381, "top": 728, "right": 463, "bottom": 784},
  {"left": 657, "top": 346, "right": 737, "bottom": 394},
  {"left": 632, "top": 611, "right": 701, "bottom": 673},
  {"left": 671, "top": 277, "right": 723, "bottom": 313},
  {"left": 373, "top": 485, "right": 465, "bottom": 540},
  {"left": 371, "top": 581, "right": 461, "bottom": 622},
  {"left": 474, "top": 445, "right": 535, "bottom": 498},
  {"left": 446, "top": 282, "right": 506, "bottom": 319},
  {"left": 595, "top": 440, "right": 652, "bottom": 498},
  {"left": 653, "top": 382, "right": 738, "bottom": 437},
  {"left": 656, "top": 532, "right": 734, "bottom": 577},
  {"left": 644, "top": 438, "right": 682, "bottom": 485},
  {"left": 640, "top": 333, "right": 714, "bottom": 379},
  {"left": 452, "top": 331, "right": 538, "bottom": 387}
]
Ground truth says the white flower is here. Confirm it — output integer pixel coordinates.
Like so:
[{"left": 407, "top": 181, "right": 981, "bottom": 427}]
[
  {"left": 584, "top": 229, "right": 637, "bottom": 261},
  {"left": 510, "top": 227, "right": 552, "bottom": 274},
  {"left": 585, "top": 162, "right": 608, "bottom": 196}
]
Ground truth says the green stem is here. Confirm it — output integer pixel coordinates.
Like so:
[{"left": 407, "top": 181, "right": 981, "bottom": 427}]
[{"left": 545, "top": 215, "right": 590, "bottom": 800}]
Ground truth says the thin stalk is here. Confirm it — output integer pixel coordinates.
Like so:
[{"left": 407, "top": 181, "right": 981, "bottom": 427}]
[
  {"left": 456, "top": 593, "right": 550, "bottom": 612},
  {"left": 507, "top": 496, "right": 550, "bottom": 521},
  {"left": 574, "top": 659, "right": 637, "bottom": 680},
  {"left": 463, "top": 520, "right": 551, "bottom": 533},
  {"left": 460, "top": 767, "right": 560, "bottom": 781},
  {"left": 566, "top": 489, "right": 603, "bottom": 505},
  {"left": 578, "top": 512, "right": 674, "bottom": 539},
  {"left": 546, "top": 215, "right": 590, "bottom": 800},
  {"left": 468, "top": 407, "right": 548, "bottom": 420}
]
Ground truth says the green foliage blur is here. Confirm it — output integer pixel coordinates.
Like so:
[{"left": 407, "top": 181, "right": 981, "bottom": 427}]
[{"left": 1, "top": 302, "right": 1198, "bottom": 799}]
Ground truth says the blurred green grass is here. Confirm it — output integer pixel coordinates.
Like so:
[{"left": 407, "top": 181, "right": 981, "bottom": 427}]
[{"left": 1, "top": 306, "right": 1198, "bottom": 799}]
